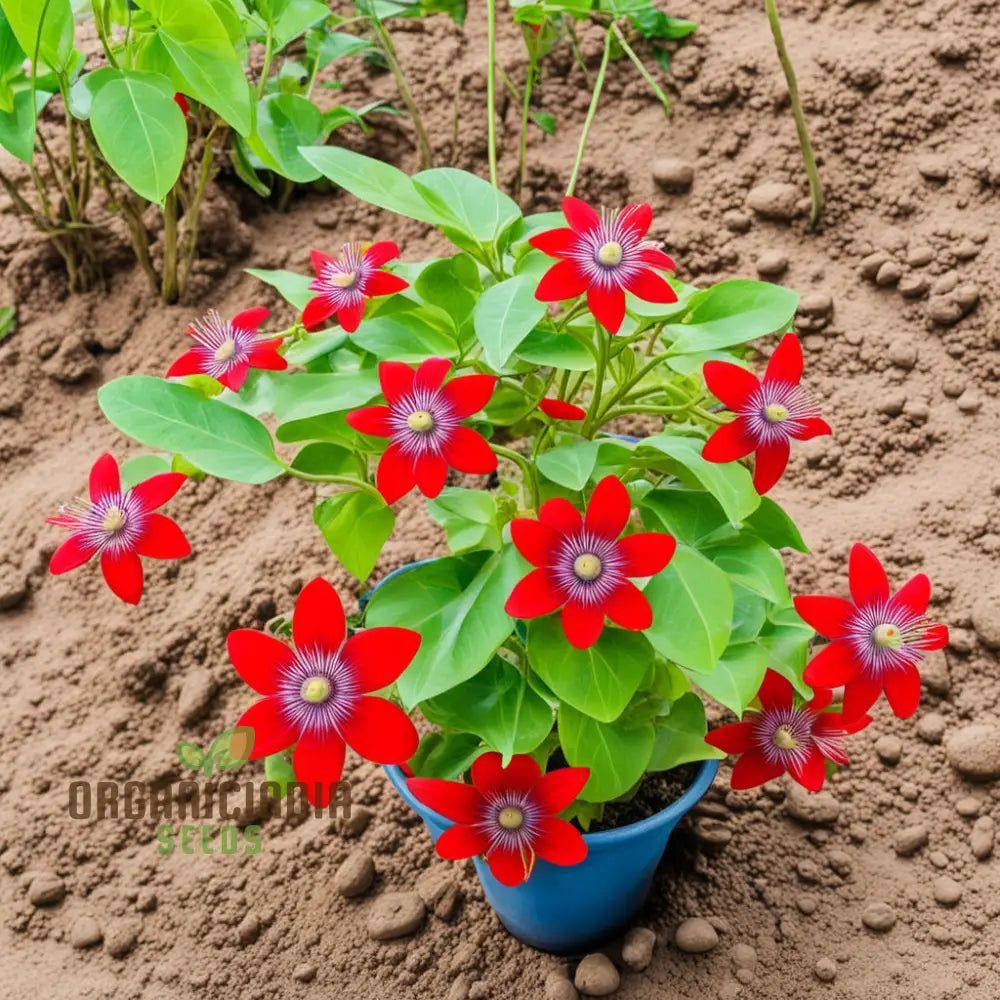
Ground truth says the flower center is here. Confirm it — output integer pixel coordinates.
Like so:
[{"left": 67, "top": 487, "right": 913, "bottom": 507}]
[
  {"left": 214, "top": 338, "right": 236, "bottom": 362},
  {"left": 407, "top": 410, "right": 435, "bottom": 433},
  {"left": 329, "top": 270, "right": 357, "bottom": 289},
  {"left": 872, "top": 623, "right": 902, "bottom": 649},
  {"left": 102, "top": 507, "right": 126, "bottom": 533},
  {"left": 773, "top": 724, "right": 798, "bottom": 751},
  {"left": 498, "top": 807, "right": 524, "bottom": 830},
  {"left": 765, "top": 403, "right": 790, "bottom": 423},
  {"left": 573, "top": 553, "right": 603, "bottom": 581},
  {"left": 301, "top": 676, "right": 331, "bottom": 704},
  {"left": 597, "top": 241, "right": 623, "bottom": 267}
]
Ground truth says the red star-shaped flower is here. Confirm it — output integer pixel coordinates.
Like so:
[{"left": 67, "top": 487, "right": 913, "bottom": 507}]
[
  {"left": 530, "top": 196, "right": 677, "bottom": 334},
  {"left": 794, "top": 543, "right": 949, "bottom": 720},
  {"left": 346, "top": 357, "right": 498, "bottom": 504},
  {"left": 230, "top": 578, "right": 420, "bottom": 806},
  {"left": 408, "top": 752, "right": 589, "bottom": 886},
  {"left": 705, "top": 670, "right": 871, "bottom": 792},
  {"left": 302, "top": 242, "right": 408, "bottom": 333},
  {"left": 538, "top": 397, "right": 587, "bottom": 421},
  {"left": 48, "top": 453, "right": 189, "bottom": 604},
  {"left": 166, "top": 307, "right": 286, "bottom": 392},
  {"left": 701, "top": 334, "right": 831, "bottom": 494},
  {"left": 505, "top": 475, "right": 676, "bottom": 649}
]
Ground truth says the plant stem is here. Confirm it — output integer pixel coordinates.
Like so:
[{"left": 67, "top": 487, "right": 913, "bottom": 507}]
[
  {"left": 582, "top": 332, "right": 610, "bottom": 437},
  {"left": 764, "top": 0, "right": 822, "bottom": 229},
  {"left": 486, "top": 0, "right": 498, "bottom": 187},
  {"left": 161, "top": 187, "right": 179, "bottom": 303},
  {"left": 179, "top": 122, "right": 221, "bottom": 298},
  {"left": 516, "top": 32, "right": 538, "bottom": 204},
  {"left": 256, "top": 21, "right": 274, "bottom": 100},
  {"left": 566, "top": 30, "right": 612, "bottom": 197},
  {"left": 611, "top": 23, "right": 669, "bottom": 114},
  {"left": 690, "top": 405, "right": 729, "bottom": 425},
  {"left": 283, "top": 466, "right": 382, "bottom": 497},
  {"left": 491, "top": 444, "right": 540, "bottom": 509}
]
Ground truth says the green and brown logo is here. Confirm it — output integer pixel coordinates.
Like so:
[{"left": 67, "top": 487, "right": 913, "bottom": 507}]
[{"left": 176, "top": 725, "right": 254, "bottom": 777}]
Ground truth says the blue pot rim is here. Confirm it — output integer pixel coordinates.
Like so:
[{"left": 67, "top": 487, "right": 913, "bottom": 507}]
[{"left": 385, "top": 757, "right": 719, "bottom": 844}]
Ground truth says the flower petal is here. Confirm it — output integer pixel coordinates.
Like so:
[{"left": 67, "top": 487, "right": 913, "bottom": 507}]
[
  {"left": 340, "top": 696, "right": 419, "bottom": 764},
  {"left": 346, "top": 405, "right": 392, "bottom": 437},
  {"left": 302, "top": 295, "right": 335, "bottom": 331},
  {"left": 561, "top": 196, "right": 601, "bottom": 233},
  {"left": 343, "top": 627, "right": 421, "bottom": 693},
  {"left": 803, "top": 640, "right": 861, "bottom": 688},
  {"left": 443, "top": 426, "right": 496, "bottom": 475},
  {"left": 441, "top": 373, "right": 497, "bottom": 418},
  {"left": 376, "top": 443, "right": 417, "bottom": 504},
  {"left": 535, "top": 259, "right": 589, "bottom": 302},
  {"left": 505, "top": 568, "right": 564, "bottom": 618},
  {"left": 893, "top": 573, "right": 930, "bottom": 616},
  {"left": 587, "top": 285, "right": 626, "bottom": 334},
  {"left": 363, "top": 240, "right": 401, "bottom": 269},
  {"left": 414, "top": 452, "right": 449, "bottom": 498},
  {"left": 532, "top": 816, "right": 588, "bottom": 867},
  {"left": 625, "top": 268, "right": 677, "bottom": 304},
  {"left": 166, "top": 349, "right": 203, "bottom": 378},
  {"left": 704, "top": 721, "right": 757, "bottom": 755},
  {"left": 639, "top": 247, "right": 675, "bottom": 271},
  {"left": 617, "top": 532, "right": 676, "bottom": 577},
  {"left": 702, "top": 419, "right": 757, "bottom": 464},
  {"left": 337, "top": 298, "right": 365, "bottom": 333},
  {"left": 538, "top": 398, "right": 586, "bottom": 421},
  {"left": 883, "top": 665, "right": 922, "bottom": 719},
  {"left": 756, "top": 669, "right": 794, "bottom": 711},
  {"left": 227, "top": 629, "right": 291, "bottom": 695},
  {"left": 752, "top": 439, "right": 790, "bottom": 494},
  {"left": 293, "top": 577, "right": 346, "bottom": 653},
  {"left": 100, "top": 550, "right": 143, "bottom": 605},
  {"left": 584, "top": 475, "right": 631, "bottom": 539},
  {"left": 233, "top": 307, "right": 269, "bottom": 331},
  {"left": 764, "top": 334, "right": 804, "bottom": 385},
  {"left": 310, "top": 249, "right": 335, "bottom": 274},
  {"left": 532, "top": 767, "right": 590, "bottom": 814},
  {"left": 841, "top": 673, "right": 884, "bottom": 720},
  {"left": 294, "top": 731, "right": 347, "bottom": 807},
  {"left": 134, "top": 513, "right": 190, "bottom": 559},
  {"left": 793, "top": 417, "right": 831, "bottom": 441},
  {"left": 529, "top": 227, "right": 577, "bottom": 258},
  {"left": 435, "top": 823, "right": 490, "bottom": 860},
  {"left": 603, "top": 582, "right": 653, "bottom": 631},
  {"left": 89, "top": 453, "right": 120, "bottom": 502},
  {"left": 561, "top": 601, "right": 606, "bottom": 649},
  {"left": 788, "top": 746, "right": 827, "bottom": 792},
  {"left": 620, "top": 202, "right": 652, "bottom": 238},
  {"left": 487, "top": 847, "right": 529, "bottom": 886},
  {"left": 703, "top": 362, "right": 761, "bottom": 412},
  {"left": 510, "top": 518, "right": 562, "bottom": 567},
  {"left": 49, "top": 535, "right": 96, "bottom": 574},
  {"left": 849, "top": 543, "right": 890, "bottom": 607},
  {"left": 730, "top": 749, "right": 786, "bottom": 790},
  {"left": 415, "top": 356, "right": 452, "bottom": 392},
  {"left": 238, "top": 697, "right": 297, "bottom": 759},
  {"left": 538, "top": 497, "right": 583, "bottom": 535},
  {"left": 378, "top": 361, "right": 416, "bottom": 403},
  {"left": 365, "top": 270, "right": 409, "bottom": 298},
  {"left": 471, "top": 752, "right": 541, "bottom": 798},
  {"left": 793, "top": 595, "right": 856, "bottom": 638},
  {"left": 407, "top": 778, "right": 484, "bottom": 825},
  {"left": 921, "top": 623, "right": 949, "bottom": 651},
  {"left": 219, "top": 361, "right": 250, "bottom": 392}
]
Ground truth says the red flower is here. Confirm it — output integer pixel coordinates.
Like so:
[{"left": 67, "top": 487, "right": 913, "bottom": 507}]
[
  {"left": 302, "top": 243, "right": 408, "bottom": 333},
  {"left": 230, "top": 578, "right": 420, "bottom": 806},
  {"left": 705, "top": 669, "right": 871, "bottom": 792},
  {"left": 47, "top": 453, "right": 189, "bottom": 605},
  {"left": 530, "top": 196, "right": 677, "bottom": 334},
  {"left": 701, "top": 335, "right": 831, "bottom": 494},
  {"left": 346, "top": 357, "right": 498, "bottom": 504},
  {"left": 505, "top": 476, "right": 676, "bottom": 649},
  {"left": 538, "top": 397, "right": 586, "bottom": 421},
  {"left": 794, "top": 544, "right": 949, "bottom": 720},
  {"left": 173, "top": 93, "right": 190, "bottom": 118},
  {"left": 166, "top": 308, "right": 286, "bottom": 392},
  {"left": 408, "top": 752, "right": 589, "bottom": 887}
]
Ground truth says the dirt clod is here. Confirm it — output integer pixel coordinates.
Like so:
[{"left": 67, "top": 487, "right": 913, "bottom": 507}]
[
  {"left": 621, "top": 927, "right": 657, "bottom": 972},
  {"left": 945, "top": 724, "right": 1000, "bottom": 779},
  {"left": 27, "top": 873, "right": 65, "bottom": 906},
  {"left": 861, "top": 902, "right": 897, "bottom": 933},
  {"left": 69, "top": 915, "right": 103, "bottom": 949},
  {"left": 367, "top": 892, "right": 426, "bottom": 941},
  {"left": 334, "top": 850, "right": 376, "bottom": 899},
  {"left": 894, "top": 824, "right": 929, "bottom": 857}
]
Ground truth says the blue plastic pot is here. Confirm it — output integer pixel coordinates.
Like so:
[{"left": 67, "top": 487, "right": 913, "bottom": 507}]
[{"left": 384, "top": 758, "right": 719, "bottom": 955}]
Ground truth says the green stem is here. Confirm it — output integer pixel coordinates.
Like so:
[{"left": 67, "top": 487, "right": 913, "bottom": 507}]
[
  {"left": 611, "top": 23, "right": 669, "bottom": 114},
  {"left": 644, "top": 320, "right": 666, "bottom": 357},
  {"left": 764, "top": 0, "right": 822, "bottom": 229},
  {"left": 161, "top": 187, "right": 179, "bottom": 303},
  {"left": 283, "top": 466, "right": 382, "bottom": 497},
  {"left": 690, "top": 405, "right": 729, "bottom": 426},
  {"left": 256, "top": 21, "right": 274, "bottom": 100},
  {"left": 486, "top": 0, "right": 498, "bottom": 187},
  {"left": 491, "top": 445, "right": 540, "bottom": 509},
  {"left": 582, "top": 332, "right": 610, "bottom": 437},
  {"left": 566, "top": 30, "right": 612, "bottom": 197},
  {"left": 516, "top": 28, "right": 539, "bottom": 204}
]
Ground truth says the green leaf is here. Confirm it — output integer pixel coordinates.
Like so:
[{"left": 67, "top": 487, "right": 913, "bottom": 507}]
[
  {"left": 730, "top": 584, "right": 767, "bottom": 643},
  {"left": 264, "top": 749, "right": 297, "bottom": 797},
  {"left": 2, "top": 0, "right": 73, "bottom": 72},
  {"left": 365, "top": 548, "right": 524, "bottom": 708},
  {"left": 176, "top": 741, "right": 206, "bottom": 770},
  {"left": 291, "top": 441, "right": 356, "bottom": 476},
  {"left": 559, "top": 704, "right": 655, "bottom": 802},
  {"left": 760, "top": 609, "right": 814, "bottom": 694},
  {"left": 314, "top": 490, "right": 394, "bottom": 581},
  {"left": 526, "top": 616, "right": 653, "bottom": 723},
  {"left": 665, "top": 279, "right": 800, "bottom": 355},
  {"left": 301, "top": 145, "right": 446, "bottom": 224},
  {"left": 531, "top": 110, "right": 556, "bottom": 135},
  {"left": 536, "top": 439, "right": 600, "bottom": 491},
  {"left": 639, "top": 486, "right": 729, "bottom": 548},
  {"left": 272, "top": 0, "right": 329, "bottom": 48},
  {"left": 249, "top": 92, "right": 324, "bottom": 182},
  {"left": 246, "top": 266, "right": 313, "bottom": 310},
  {"left": 684, "top": 642, "right": 768, "bottom": 716},
  {"left": 134, "top": 0, "right": 253, "bottom": 136},
  {"left": 267, "top": 370, "right": 381, "bottom": 423},
  {"left": 636, "top": 433, "right": 760, "bottom": 522},
  {"left": 66, "top": 67, "right": 120, "bottom": 120},
  {"left": 421, "top": 656, "right": 553, "bottom": 761},
  {"left": 472, "top": 274, "right": 546, "bottom": 370},
  {"left": 743, "top": 495, "right": 808, "bottom": 552},
  {"left": 306, "top": 29, "right": 373, "bottom": 69},
  {"left": 413, "top": 166, "right": 522, "bottom": 246},
  {"left": 351, "top": 311, "right": 458, "bottom": 362},
  {"left": 0, "top": 87, "right": 43, "bottom": 163},
  {"left": 99, "top": 375, "right": 284, "bottom": 484},
  {"left": 284, "top": 326, "right": 348, "bottom": 365},
  {"left": 425, "top": 487, "right": 501, "bottom": 554},
  {"left": 515, "top": 327, "right": 593, "bottom": 371},
  {"left": 408, "top": 731, "right": 482, "bottom": 780},
  {"left": 648, "top": 692, "right": 720, "bottom": 771},
  {"left": 644, "top": 545, "right": 733, "bottom": 672},
  {"left": 90, "top": 70, "right": 187, "bottom": 203},
  {"left": 413, "top": 254, "right": 480, "bottom": 339},
  {"left": 119, "top": 453, "right": 172, "bottom": 490},
  {"left": 707, "top": 536, "right": 790, "bottom": 604},
  {"left": 0, "top": 304, "right": 15, "bottom": 343}
]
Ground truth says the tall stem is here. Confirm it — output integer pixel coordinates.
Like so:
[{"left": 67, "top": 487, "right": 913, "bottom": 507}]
[
  {"left": 582, "top": 332, "right": 610, "bottom": 438},
  {"left": 764, "top": 0, "right": 822, "bottom": 228},
  {"left": 256, "top": 22, "right": 274, "bottom": 99},
  {"left": 486, "top": 0, "right": 498, "bottom": 187},
  {"left": 566, "top": 30, "right": 611, "bottom": 197},
  {"left": 516, "top": 37, "right": 537, "bottom": 205},
  {"left": 161, "top": 187, "right": 179, "bottom": 303}
]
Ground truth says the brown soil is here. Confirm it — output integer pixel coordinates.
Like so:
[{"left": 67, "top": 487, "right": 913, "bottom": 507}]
[{"left": 3, "top": 1, "right": 1000, "bottom": 998}]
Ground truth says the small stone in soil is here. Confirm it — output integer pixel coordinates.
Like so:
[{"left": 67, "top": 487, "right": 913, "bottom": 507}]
[
  {"left": 894, "top": 824, "right": 929, "bottom": 856},
  {"left": 731, "top": 943, "right": 757, "bottom": 970},
  {"left": 334, "top": 850, "right": 375, "bottom": 898},
  {"left": 621, "top": 927, "right": 657, "bottom": 972},
  {"left": 945, "top": 724, "right": 1000, "bottom": 779},
  {"left": 860, "top": 251, "right": 891, "bottom": 279},
  {"left": 544, "top": 972, "right": 579, "bottom": 1000},
  {"left": 293, "top": 964, "right": 317, "bottom": 983},
  {"left": 796, "top": 895, "right": 818, "bottom": 916},
  {"left": 746, "top": 182, "right": 801, "bottom": 220},
  {"left": 916, "top": 713, "right": 946, "bottom": 744},
  {"left": 105, "top": 920, "right": 139, "bottom": 958},
  {"left": 693, "top": 817, "right": 732, "bottom": 850},
  {"left": 955, "top": 796, "right": 982, "bottom": 818},
  {"left": 340, "top": 805, "right": 373, "bottom": 838},
  {"left": 367, "top": 892, "right": 426, "bottom": 941},
  {"left": 236, "top": 913, "right": 261, "bottom": 946},
  {"left": 755, "top": 250, "right": 788, "bottom": 277},
  {"left": 920, "top": 649, "right": 950, "bottom": 695},
  {"left": 573, "top": 954, "right": 619, "bottom": 997},
  {"left": 70, "top": 916, "right": 103, "bottom": 949},
  {"left": 784, "top": 784, "right": 840, "bottom": 825},
  {"left": 932, "top": 876, "right": 963, "bottom": 907},
  {"left": 814, "top": 957, "right": 837, "bottom": 983},
  {"left": 957, "top": 390, "right": 982, "bottom": 414},
  {"left": 887, "top": 339, "right": 917, "bottom": 369},
  {"left": 970, "top": 817, "right": 995, "bottom": 860},
  {"left": 674, "top": 917, "right": 719, "bottom": 953},
  {"left": 878, "top": 391, "right": 907, "bottom": 417},
  {"left": 27, "top": 873, "right": 65, "bottom": 906},
  {"left": 875, "top": 261, "right": 903, "bottom": 286},
  {"left": 722, "top": 210, "right": 752, "bottom": 233},
  {"left": 652, "top": 157, "right": 695, "bottom": 193},
  {"left": 862, "top": 902, "right": 896, "bottom": 932},
  {"left": 875, "top": 735, "right": 902, "bottom": 764}
]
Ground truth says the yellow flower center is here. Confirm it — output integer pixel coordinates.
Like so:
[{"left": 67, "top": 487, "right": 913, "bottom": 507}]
[
  {"left": 498, "top": 807, "right": 524, "bottom": 830},
  {"left": 407, "top": 410, "right": 434, "bottom": 433},
  {"left": 102, "top": 507, "right": 126, "bottom": 533},
  {"left": 773, "top": 725, "right": 798, "bottom": 751},
  {"left": 214, "top": 339, "right": 236, "bottom": 362},
  {"left": 574, "top": 554, "right": 603, "bottom": 580},
  {"left": 329, "top": 270, "right": 357, "bottom": 289},
  {"left": 873, "top": 623, "right": 902, "bottom": 649},
  {"left": 765, "top": 403, "right": 790, "bottom": 423},
  {"left": 597, "top": 241, "right": 623, "bottom": 267},
  {"left": 301, "top": 676, "right": 331, "bottom": 704}
]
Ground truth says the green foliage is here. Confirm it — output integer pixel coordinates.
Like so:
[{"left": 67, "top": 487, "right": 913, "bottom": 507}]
[{"left": 314, "top": 490, "right": 395, "bottom": 581}]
